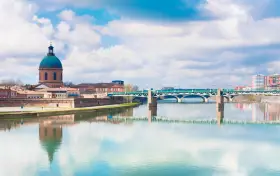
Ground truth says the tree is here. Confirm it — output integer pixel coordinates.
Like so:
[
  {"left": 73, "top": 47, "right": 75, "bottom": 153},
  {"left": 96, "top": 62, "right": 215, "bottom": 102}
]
[
  {"left": 124, "top": 84, "right": 139, "bottom": 92},
  {"left": 64, "top": 81, "right": 74, "bottom": 87},
  {"left": 124, "top": 84, "right": 133, "bottom": 92},
  {"left": 0, "top": 78, "right": 23, "bottom": 86},
  {"left": 132, "top": 85, "right": 139, "bottom": 91}
]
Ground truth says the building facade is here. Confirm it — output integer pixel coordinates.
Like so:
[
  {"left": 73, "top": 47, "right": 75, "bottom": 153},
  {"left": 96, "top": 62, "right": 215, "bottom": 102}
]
[
  {"left": 0, "top": 88, "right": 17, "bottom": 98},
  {"left": 37, "top": 88, "right": 80, "bottom": 99},
  {"left": 75, "top": 83, "right": 124, "bottom": 94},
  {"left": 265, "top": 74, "right": 280, "bottom": 90},
  {"left": 39, "top": 44, "right": 63, "bottom": 88},
  {"left": 252, "top": 74, "right": 265, "bottom": 90}
]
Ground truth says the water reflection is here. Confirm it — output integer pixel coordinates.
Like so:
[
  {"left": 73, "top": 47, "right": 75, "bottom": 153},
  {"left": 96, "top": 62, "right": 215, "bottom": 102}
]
[
  {"left": 39, "top": 115, "right": 76, "bottom": 164},
  {"left": 2, "top": 104, "right": 280, "bottom": 175},
  {"left": 0, "top": 120, "right": 21, "bottom": 131},
  {"left": 235, "top": 103, "right": 280, "bottom": 121}
]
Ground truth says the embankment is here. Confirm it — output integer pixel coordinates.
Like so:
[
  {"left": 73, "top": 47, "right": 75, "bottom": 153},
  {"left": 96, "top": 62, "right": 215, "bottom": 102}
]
[
  {"left": 0, "top": 103, "right": 139, "bottom": 119},
  {"left": 230, "top": 95, "right": 280, "bottom": 103},
  {"left": 0, "top": 97, "right": 124, "bottom": 108},
  {"left": 260, "top": 96, "right": 280, "bottom": 103},
  {"left": 232, "top": 95, "right": 263, "bottom": 102},
  {"left": 208, "top": 95, "right": 272, "bottom": 103}
]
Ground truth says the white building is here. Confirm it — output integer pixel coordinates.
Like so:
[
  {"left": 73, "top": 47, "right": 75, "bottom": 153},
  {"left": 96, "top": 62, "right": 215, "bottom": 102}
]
[{"left": 252, "top": 74, "right": 265, "bottom": 90}]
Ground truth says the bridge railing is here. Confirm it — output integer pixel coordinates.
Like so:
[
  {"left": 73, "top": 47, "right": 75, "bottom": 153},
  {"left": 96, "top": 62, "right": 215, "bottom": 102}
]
[{"left": 107, "top": 89, "right": 280, "bottom": 96}]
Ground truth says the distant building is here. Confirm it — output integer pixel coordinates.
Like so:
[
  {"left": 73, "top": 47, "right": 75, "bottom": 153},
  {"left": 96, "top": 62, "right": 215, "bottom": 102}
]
[
  {"left": 234, "top": 86, "right": 251, "bottom": 91},
  {"left": 74, "top": 83, "right": 124, "bottom": 93},
  {"left": 39, "top": 44, "right": 63, "bottom": 88},
  {"left": 265, "top": 74, "right": 280, "bottom": 90},
  {"left": 252, "top": 74, "right": 265, "bottom": 90},
  {"left": 234, "top": 86, "right": 244, "bottom": 90},
  {"left": 37, "top": 88, "right": 80, "bottom": 98},
  {"left": 81, "top": 93, "right": 108, "bottom": 98},
  {"left": 161, "top": 87, "right": 174, "bottom": 90},
  {"left": 112, "top": 80, "right": 124, "bottom": 85},
  {"left": 0, "top": 88, "right": 17, "bottom": 98}
]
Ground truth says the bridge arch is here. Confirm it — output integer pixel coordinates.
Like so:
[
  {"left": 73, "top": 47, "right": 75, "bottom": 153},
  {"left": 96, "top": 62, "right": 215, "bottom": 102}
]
[
  {"left": 132, "top": 96, "right": 147, "bottom": 103},
  {"left": 159, "top": 95, "right": 180, "bottom": 102},
  {"left": 181, "top": 94, "right": 210, "bottom": 102},
  {"left": 223, "top": 95, "right": 236, "bottom": 102}
]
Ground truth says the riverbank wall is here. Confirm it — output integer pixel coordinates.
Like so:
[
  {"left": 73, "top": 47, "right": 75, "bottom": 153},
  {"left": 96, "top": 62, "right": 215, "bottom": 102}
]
[
  {"left": 228, "top": 95, "right": 280, "bottom": 103},
  {"left": 0, "top": 97, "right": 124, "bottom": 108},
  {"left": 260, "top": 96, "right": 280, "bottom": 103},
  {"left": 208, "top": 95, "right": 277, "bottom": 103},
  {"left": 0, "top": 103, "right": 139, "bottom": 119}
]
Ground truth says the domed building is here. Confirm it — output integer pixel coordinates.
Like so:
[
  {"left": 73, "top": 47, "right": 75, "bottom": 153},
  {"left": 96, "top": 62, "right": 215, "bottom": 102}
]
[{"left": 39, "top": 44, "right": 63, "bottom": 88}]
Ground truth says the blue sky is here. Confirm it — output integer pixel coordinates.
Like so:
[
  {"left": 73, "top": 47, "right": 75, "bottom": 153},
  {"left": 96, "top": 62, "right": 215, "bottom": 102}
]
[{"left": 0, "top": 0, "right": 280, "bottom": 88}]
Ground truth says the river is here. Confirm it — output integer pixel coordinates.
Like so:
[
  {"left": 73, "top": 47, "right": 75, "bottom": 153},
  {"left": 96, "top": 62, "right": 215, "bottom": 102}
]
[{"left": 1, "top": 100, "right": 280, "bottom": 176}]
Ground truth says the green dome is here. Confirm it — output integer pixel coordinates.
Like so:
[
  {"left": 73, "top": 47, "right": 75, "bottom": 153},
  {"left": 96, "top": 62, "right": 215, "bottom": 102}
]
[
  {"left": 39, "top": 55, "right": 62, "bottom": 69},
  {"left": 39, "top": 44, "right": 62, "bottom": 69}
]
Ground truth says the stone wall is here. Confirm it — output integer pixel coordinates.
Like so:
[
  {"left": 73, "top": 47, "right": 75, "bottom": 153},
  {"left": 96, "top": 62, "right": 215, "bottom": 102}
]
[
  {"left": 0, "top": 97, "right": 124, "bottom": 108},
  {"left": 74, "top": 97, "right": 123, "bottom": 108},
  {"left": 260, "top": 96, "right": 280, "bottom": 103},
  {"left": 0, "top": 98, "right": 74, "bottom": 108}
]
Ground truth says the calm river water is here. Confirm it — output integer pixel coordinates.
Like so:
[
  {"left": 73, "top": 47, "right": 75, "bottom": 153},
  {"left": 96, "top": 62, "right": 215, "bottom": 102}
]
[{"left": 1, "top": 100, "right": 280, "bottom": 176}]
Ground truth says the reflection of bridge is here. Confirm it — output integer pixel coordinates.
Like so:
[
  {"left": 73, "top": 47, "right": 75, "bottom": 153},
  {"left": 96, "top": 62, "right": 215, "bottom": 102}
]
[
  {"left": 108, "top": 89, "right": 280, "bottom": 102},
  {"left": 109, "top": 117, "right": 280, "bottom": 125}
]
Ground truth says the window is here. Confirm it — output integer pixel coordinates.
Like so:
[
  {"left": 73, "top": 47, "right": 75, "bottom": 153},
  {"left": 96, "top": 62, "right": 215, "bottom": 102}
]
[
  {"left": 45, "top": 72, "right": 48, "bottom": 80},
  {"left": 53, "top": 72, "right": 57, "bottom": 80},
  {"left": 61, "top": 73, "right": 63, "bottom": 81}
]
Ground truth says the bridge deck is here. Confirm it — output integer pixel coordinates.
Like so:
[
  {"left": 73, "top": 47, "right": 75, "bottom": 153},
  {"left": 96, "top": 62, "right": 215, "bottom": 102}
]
[
  {"left": 107, "top": 89, "right": 280, "bottom": 97},
  {"left": 109, "top": 116, "right": 280, "bottom": 125}
]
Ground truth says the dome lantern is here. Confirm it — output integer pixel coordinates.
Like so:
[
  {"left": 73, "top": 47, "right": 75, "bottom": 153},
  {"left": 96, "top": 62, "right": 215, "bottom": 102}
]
[{"left": 48, "top": 42, "right": 54, "bottom": 56}]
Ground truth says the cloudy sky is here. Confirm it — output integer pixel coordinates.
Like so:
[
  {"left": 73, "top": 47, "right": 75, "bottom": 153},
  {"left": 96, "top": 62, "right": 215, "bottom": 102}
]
[{"left": 0, "top": 0, "right": 280, "bottom": 89}]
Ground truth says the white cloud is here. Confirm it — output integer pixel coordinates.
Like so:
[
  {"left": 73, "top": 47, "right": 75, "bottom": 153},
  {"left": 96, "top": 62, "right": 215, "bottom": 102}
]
[
  {"left": 55, "top": 10, "right": 100, "bottom": 50},
  {"left": 0, "top": 0, "right": 51, "bottom": 56},
  {"left": 267, "top": 61, "right": 280, "bottom": 74},
  {"left": 0, "top": 0, "right": 280, "bottom": 87},
  {"left": 58, "top": 9, "right": 75, "bottom": 21}
]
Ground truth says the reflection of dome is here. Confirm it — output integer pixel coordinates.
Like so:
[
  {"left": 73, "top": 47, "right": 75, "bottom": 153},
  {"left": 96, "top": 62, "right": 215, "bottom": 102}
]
[
  {"left": 39, "top": 124, "right": 62, "bottom": 164},
  {"left": 39, "top": 45, "right": 62, "bottom": 69},
  {"left": 40, "top": 138, "right": 62, "bottom": 163}
]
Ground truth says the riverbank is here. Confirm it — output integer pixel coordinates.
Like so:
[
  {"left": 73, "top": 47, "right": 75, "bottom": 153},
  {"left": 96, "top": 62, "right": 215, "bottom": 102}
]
[
  {"left": 232, "top": 95, "right": 280, "bottom": 103},
  {"left": 0, "top": 103, "right": 139, "bottom": 118},
  {"left": 208, "top": 95, "right": 280, "bottom": 103},
  {"left": 232, "top": 95, "right": 263, "bottom": 103}
]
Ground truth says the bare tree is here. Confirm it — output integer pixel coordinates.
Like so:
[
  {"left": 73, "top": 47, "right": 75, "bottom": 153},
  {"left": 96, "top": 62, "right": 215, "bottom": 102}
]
[
  {"left": 0, "top": 78, "right": 24, "bottom": 87},
  {"left": 124, "top": 84, "right": 133, "bottom": 92},
  {"left": 132, "top": 85, "right": 139, "bottom": 91},
  {"left": 64, "top": 81, "right": 74, "bottom": 87}
]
